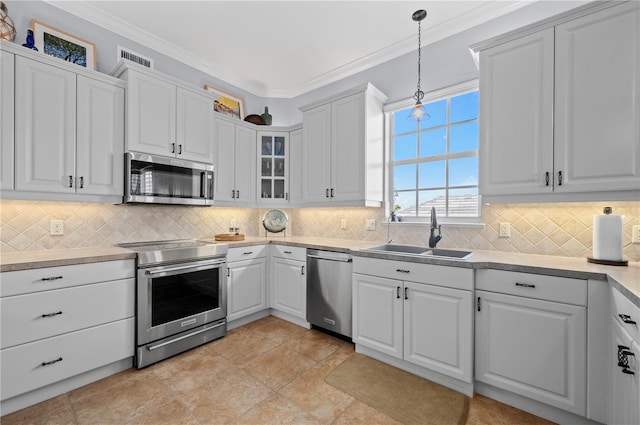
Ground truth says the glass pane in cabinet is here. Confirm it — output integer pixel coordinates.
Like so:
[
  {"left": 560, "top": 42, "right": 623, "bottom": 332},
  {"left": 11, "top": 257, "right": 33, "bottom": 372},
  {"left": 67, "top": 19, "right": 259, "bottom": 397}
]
[
  {"left": 261, "top": 136, "right": 272, "bottom": 155},
  {"left": 274, "top": 137, "right": 285, "bottom": 156},
  {"left": 274, "top": 158, "right": 285, "bottom": 177},
  {"left": 261, "top": 158, "right": 272, "bottom": 177},
  {"left": 274, "top": 179, "right": 285, "bottom": 199},
  {"left": 261, "top": 179, "right": 271, "bottom": 198}
]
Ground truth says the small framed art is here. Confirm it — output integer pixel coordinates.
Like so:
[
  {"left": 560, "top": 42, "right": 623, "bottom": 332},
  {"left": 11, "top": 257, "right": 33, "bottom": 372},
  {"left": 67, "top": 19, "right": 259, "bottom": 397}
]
[
  {"left": 30, "top": 19, "right": 96, "bottom": 70},
  {"left": 205, "top": 84, "right": 244, "bottom": 120}
]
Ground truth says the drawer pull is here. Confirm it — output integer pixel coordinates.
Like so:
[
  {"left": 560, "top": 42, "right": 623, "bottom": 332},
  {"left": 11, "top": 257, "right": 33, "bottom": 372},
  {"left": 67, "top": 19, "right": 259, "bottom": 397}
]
[
  {"left": 515, "top": 282, "right": 536, "bottom": 288},
  {"left": 619, "top": 314, "right": 637, "bottom": 325},
  {"left": 618, "top": 345, "right": 635, "bottom": 369},
  {"left": 41, "top": 357, "right": 63, "bottom": 367},
  {"left": 396, "top": 269, "right": 410, "bottom": 274},
  {"left": 284, "top": 251, "right": 292, "bottom": 254},
  {"left": 41, "top": 311, "right": 63, "bottom": 318},
  {"left": 41, "top": 276, "right": 63, "bottom": 281},
  {"left": 243, "top": 251, "right": 254, "bottom": 255}
]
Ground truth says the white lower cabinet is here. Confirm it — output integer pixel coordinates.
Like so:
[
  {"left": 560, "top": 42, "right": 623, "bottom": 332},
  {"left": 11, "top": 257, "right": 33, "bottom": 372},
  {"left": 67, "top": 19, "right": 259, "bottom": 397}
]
[
  {"left": 352, "top": 257, "right": 473, "bottom": 385},
  {"left": 270, "top": 246, "right": 307, "bottom": 320},
  {"left": 475, "top": 270, "right": 587, "bottom": 416},
  {"left": 610, "top": 288, "right": 640, "bottom": 425},
  {"left": 227, "top": 246, "right": 267, "bottom": 322},
  {"left": 0, "top": 260, "right": 135, "bottom": 404}
]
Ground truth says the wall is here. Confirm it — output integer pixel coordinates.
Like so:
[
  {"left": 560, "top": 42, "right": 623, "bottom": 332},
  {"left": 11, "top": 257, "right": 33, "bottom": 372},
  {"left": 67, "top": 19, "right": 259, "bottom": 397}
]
[{"left": 2, "top": 200, "right": 638, "bottom": 262}]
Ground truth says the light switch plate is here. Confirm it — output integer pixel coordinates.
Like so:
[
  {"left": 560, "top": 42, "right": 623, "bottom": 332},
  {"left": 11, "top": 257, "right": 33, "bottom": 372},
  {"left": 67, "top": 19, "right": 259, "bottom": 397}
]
[
  {"left": 341, "top": 219, "right": 347, "bottom": 230},
  {"left": 632, "top": 225, "right": 640, "bottom": 244}
]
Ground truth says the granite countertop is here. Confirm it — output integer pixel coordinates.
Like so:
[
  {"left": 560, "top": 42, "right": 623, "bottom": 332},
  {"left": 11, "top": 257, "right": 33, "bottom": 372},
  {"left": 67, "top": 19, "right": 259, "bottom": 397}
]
[{"left": 1, "top": 237, "right": 638, "bottom": 307}]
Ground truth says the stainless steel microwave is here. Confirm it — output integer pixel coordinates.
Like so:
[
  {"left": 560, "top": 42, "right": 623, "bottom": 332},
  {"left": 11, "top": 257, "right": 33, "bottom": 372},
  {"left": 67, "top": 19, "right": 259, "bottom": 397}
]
[{"left": 124, "top": 152, "right": 214, "bottom": 206}]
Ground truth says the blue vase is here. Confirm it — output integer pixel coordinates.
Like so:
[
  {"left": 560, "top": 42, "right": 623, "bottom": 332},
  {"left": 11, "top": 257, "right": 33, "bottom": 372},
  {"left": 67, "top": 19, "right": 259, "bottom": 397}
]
[{"left": 22, "top": 29, "right": 37, "bottom": 50}]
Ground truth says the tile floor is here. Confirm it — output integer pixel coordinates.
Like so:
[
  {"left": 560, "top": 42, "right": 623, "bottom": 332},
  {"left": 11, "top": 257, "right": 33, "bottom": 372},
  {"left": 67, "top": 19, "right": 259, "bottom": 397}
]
[{"left": 1, "top": 316, "right": 554, "bottom": 425}]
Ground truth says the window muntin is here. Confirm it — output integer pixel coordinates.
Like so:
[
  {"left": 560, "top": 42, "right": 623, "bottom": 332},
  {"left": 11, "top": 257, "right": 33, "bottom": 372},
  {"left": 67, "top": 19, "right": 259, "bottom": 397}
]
[{"left": 390, "top": 87, "right": 479, "bottom": 220}]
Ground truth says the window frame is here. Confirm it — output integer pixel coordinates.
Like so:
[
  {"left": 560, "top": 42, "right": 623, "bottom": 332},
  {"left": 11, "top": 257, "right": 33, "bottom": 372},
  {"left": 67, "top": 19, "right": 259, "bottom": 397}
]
[{"left": 384, "top": 80, "right": 481, "bottom": 225}]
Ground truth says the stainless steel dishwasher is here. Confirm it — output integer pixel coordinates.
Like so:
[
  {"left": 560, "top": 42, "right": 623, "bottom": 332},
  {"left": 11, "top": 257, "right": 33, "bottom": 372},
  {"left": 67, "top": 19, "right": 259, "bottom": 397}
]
[{"left": 306, "top": 249, "right": 353, "bottom": 338}]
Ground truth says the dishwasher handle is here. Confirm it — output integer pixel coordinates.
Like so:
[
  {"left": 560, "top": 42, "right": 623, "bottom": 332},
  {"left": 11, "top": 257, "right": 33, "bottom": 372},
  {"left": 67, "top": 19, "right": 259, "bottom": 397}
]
[{"left": 307, "top": 253, "right": 352, "bottom": 263}]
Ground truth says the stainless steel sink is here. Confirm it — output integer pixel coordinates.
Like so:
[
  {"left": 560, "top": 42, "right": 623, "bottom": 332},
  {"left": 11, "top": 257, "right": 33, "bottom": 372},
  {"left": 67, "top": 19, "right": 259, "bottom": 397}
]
[{"left": 362, "top": 244, "right": 473, "bottom": 260}]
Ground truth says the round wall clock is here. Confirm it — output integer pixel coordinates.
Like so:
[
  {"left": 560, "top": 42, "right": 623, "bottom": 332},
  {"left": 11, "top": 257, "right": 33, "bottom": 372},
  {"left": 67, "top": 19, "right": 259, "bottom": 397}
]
[{"left": 262, "top": 209, "right": 288, "bottom": 233}]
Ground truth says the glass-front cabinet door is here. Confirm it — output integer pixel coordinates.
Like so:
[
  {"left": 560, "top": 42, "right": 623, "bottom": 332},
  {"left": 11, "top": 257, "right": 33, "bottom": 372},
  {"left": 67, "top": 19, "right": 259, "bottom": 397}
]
[{"left": 258, "top": 131, "right": 289, "bottom": 204}]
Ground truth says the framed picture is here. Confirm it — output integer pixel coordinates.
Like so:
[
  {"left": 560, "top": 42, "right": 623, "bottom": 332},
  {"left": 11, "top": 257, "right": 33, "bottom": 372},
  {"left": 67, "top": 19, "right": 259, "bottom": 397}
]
[
  {"left": 205, "top": 84, "right": 244, "bottom": 120},
  {"left": 30, "top": 20, "right": 96, "bottom": 70}
]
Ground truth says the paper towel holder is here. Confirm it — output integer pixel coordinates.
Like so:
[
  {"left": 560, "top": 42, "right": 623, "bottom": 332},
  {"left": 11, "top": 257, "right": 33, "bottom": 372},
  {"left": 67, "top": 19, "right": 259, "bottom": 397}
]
[{"left": 587, "top": 206, "right": 628, "bottom": 266}]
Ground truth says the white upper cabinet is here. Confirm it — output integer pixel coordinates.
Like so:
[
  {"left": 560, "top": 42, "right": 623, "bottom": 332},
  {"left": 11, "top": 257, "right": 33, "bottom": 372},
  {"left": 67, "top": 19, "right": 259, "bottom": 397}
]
[
  {"left": 475, "top": 1, "right": 640, "bottom": 202},
  {"left": 113, "top": 62, "right": 215, "bottom": 163},
  {"left": 554, "top": 2, "right": 640, "bottom": 194},
  {"left": 213, "top": 116, "right": 256, "bottom": 206},
  {"left": 288, "top": 127, "right": 303, "bottom": 204},
  {"left": 76, "top": 76, "right": 124, "bottom": 196},
  {"left": 13, "top": 54, "right": 124, "bottom": 200},
  {"left": 299, "top": 83, "right": 387, "bottom": 207},
  {"left": 478, "top": 29, "right": 554, "bottom": 196},
  {"left": 1, "top": 50, "right": 14, "bottom": 192},
  {"left": 14, "top": 56, "right": 76, "bottom": 194},
  {"left": 258, "top": 131, "right": 289, "bottom": 205}
]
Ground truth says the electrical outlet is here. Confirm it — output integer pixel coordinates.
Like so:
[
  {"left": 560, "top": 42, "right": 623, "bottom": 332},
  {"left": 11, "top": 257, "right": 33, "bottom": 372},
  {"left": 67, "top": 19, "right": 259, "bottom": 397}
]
[
  {"left": 50, "top": 220, "right": 64, "bottom": 236},
  {"left": 340, "top": 219, "right": 347, "bottom": 230},
  {"left": 366, "top": 219, "right": 376, "bottom": 231},
  {"left": 632, "top": 225, "right": 640, "bottom": 244},
  {"left": 499, "top": 222, "right": 511, "bottom": 238}
]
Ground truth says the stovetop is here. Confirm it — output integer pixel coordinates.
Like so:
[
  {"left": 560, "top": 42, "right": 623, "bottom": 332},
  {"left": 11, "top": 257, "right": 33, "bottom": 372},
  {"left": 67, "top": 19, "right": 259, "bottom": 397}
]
[{"left": 117, "top": 239, "right": 228, "bottom": 266}]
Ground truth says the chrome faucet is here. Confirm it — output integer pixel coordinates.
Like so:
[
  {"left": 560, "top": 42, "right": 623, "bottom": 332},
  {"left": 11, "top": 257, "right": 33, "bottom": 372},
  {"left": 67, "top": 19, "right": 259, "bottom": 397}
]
[{"left": 429, "top": 206, "right": 442, "bottom": 248}]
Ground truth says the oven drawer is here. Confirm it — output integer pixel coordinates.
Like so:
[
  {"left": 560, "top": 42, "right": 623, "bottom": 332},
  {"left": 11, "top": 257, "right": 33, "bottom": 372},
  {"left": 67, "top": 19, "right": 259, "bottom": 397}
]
[
  {"left": 228, "top": 244, "right": 267, "bottom": 262},
  {"left": 1, "top": 260, "right": 135, "bottom": 297},
  {"left": 271, "top": 245, "right": 306, "bottom": 262},
  {"left": 1, "top": 279, "right": 135, "bottom": 349},
  {"left": 0, "top": 318, "right": 134, "bottom": 401}
]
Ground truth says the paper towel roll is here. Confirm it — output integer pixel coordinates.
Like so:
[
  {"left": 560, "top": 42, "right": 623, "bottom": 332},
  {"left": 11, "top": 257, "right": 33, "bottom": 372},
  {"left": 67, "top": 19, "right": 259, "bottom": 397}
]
[{"left": 593, "top": 211, "right": 623, "bottom": 261}]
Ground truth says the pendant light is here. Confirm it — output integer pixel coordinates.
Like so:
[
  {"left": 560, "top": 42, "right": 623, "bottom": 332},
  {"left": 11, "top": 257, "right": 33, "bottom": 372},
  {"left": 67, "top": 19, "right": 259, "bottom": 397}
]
[{"left": 410, "top": 9, "right": 429, "bottom": 121}]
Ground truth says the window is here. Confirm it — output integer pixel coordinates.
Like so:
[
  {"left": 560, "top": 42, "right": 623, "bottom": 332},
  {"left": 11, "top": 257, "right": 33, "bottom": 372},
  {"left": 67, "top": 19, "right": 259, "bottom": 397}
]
[{"left": 389, "top": 83, "right": 479, "bottom": 221}]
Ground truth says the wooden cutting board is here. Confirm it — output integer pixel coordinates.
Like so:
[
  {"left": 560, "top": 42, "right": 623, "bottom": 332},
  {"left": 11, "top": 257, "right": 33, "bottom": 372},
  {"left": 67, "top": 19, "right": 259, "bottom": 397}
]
[{"left": 214, "top": 233, "right": 245, "bottom": 241}]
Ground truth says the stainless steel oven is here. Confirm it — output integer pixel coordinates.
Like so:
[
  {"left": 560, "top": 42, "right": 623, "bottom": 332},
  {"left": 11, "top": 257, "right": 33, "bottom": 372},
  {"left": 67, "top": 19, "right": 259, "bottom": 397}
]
[{"left": 118, "top": 240, "right": 228, "bottom": 368}]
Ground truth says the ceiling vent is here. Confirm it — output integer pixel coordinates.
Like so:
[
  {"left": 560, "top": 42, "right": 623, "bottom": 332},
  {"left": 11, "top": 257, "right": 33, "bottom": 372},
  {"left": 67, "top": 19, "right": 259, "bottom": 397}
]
[{"left": 117, "top": 46, "right": 154, "bottom": 69}]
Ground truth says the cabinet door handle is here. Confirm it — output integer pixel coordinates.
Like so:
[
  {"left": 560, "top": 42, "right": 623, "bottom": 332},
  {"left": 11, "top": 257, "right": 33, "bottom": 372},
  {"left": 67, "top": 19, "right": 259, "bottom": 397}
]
[
  {"left": 622, "top": 367, "right": 635, "bottom": 375},
  {"left": 232, "top": 189, "right": 236, "bottom": 199},
  {"left": 515, "top": 282, "right": 536, "bottom": 289},
  {"left": 178, "top": 144, "right": 182, "bottom": 154},
  {"left": 79, "top": 176, "right": 84, "bottom": 189},
  {"left": 301, "top": 265, "right": 305, "bottom": 275},
  {"left": 395, "top": 269, "right": 410, "bottom": 274},
  {"left": 171, "top": 143, "right": 176, "bottom": 153},
  {"left": 545, "top": 172, "right": 550, "bottom": 186},
  {"left": 41, "top": 311, "right": 63, "bottom": 318},
  {"left": 618, "top": 345, "right": 635, "bottom": 369},
  {"left": 396, "top": 286, "right": 400, "bottom": 299},
  {"left": 41, "top": 276, "right": 63, "bottom": 281},
  {"left": 619, "top": 314, "right": 637, "bottom": 325},
  {"left": 68, "top": 175, "right": 73, "bottom": 188},
  {"left": 331, "top": 188, "right": 334, "bottom": 198},
  {"left": 236, "top": 190, "right": 240, "bottom": 199},
  {"left": 41, "top": 357, "right": 63, "bottom": 367},
  {"left": 326, "top": 188, "right": 329, "bottom": 198},
  {"left": 227, "top": 268, "right": 230, "bottom": 278},
  {"left": 404, "top": 287, "right": 408, "bottom": 300},
  {"left": 557, "top": 171, "right": 563, "bottom": 186},
  {"left": 477, "top": 297, "right": 481, "bottom": 312}
]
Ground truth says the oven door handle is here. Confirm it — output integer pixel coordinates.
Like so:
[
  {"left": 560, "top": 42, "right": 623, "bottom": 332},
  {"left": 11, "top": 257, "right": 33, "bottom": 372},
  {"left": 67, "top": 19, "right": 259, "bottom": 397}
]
[
  {"left": 146, "top": 321, "right": 226, "bottom": 351},
  {"left": 145, "top": 259, "right": 226, "bottom": 276}
]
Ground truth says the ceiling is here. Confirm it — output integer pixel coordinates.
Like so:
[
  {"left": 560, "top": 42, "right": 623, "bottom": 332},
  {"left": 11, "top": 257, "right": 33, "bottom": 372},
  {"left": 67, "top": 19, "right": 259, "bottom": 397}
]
[{"left": 48, "top": 1, "right": 537, "bottom": 98}]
